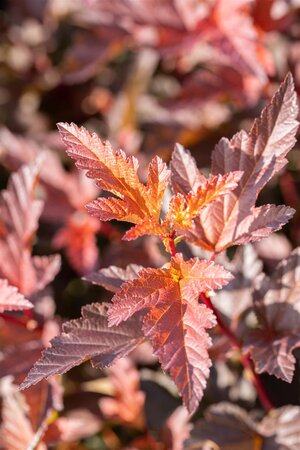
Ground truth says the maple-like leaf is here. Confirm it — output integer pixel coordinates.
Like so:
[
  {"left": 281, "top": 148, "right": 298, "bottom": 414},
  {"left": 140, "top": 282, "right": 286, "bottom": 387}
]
[
  {"left": 0, "top": 163, "right": 60, "bottom": 297},
  {"left": 171, "top": 74, "right": 298, "bottom": 252},
  {"left": 20, "top": 303, "right": 144, "bottom": 390},
  {"left": 244, "top": 247, "right": 300, "bottom": 383},
  {"left": 57, "top": 122, "right": 169, "bottom": 230},
  {"left": 0, "top": 279, "right": 33, "bottom": 313},
  {"left": 108, "top": 253, "right": 233, "bottom": 413}
]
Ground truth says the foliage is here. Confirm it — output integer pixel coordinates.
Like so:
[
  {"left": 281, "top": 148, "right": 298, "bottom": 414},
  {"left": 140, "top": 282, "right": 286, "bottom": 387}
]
[{"left": 1, "top": 1, "right": 300, "bottom": 449}]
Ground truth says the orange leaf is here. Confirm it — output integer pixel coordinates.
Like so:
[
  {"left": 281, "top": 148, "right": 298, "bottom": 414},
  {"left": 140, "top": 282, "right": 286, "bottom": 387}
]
[{"left": 57, "top": 123, "right": 169, "bottom": 229}]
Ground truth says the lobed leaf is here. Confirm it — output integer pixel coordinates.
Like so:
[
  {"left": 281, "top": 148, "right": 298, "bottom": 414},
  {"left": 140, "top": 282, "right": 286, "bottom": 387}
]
[
  {"left": 244, "top": 247, "right": 300, "bottom": 382},
  {"left": 0, "top": 164, "right": 61, "bottom": 297},
  {"left": 108, "top": 253, "right": 233, "bottom": 413},
  {"left": 185, "top": 402, "right": 300, "bottom": 450},
  {"left": 20, "top": 303, "right": 144, "bottom": 390},
  {"left": 171, "top": 74, "right": 298, "bottom": 252},
  {"left": 57, "top": 122, "right": 169, "bottom": 229},
  {"left": 124, "top": 170, "right": 242, "bottom": 242}
]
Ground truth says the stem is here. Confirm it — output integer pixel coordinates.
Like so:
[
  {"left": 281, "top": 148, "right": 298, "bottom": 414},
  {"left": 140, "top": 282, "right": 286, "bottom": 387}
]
[
  {"left": 200, "top": 292, "right": 273, "bottom": 411},
  {"left": 168, "top": 231, "right": 177, "bottom": 257}
]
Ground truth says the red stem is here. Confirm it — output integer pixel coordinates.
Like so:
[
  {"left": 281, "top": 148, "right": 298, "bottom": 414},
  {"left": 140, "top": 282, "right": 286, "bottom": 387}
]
[
  {"left": 169, "top": 232, "right": 177, "bottom": 257},
  {"left": 200, "top": 292, "right": 273, "bottom": 411}
]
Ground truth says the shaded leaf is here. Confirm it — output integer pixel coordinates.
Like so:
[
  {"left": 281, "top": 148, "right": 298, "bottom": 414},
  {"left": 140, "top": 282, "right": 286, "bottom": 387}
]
[
  {"left": 185, "top": 402, "right": 261, "bottom": 450},
  {"left": 84, "top": 264, "right": 143, "bottom": 292},
  {"left": 185, "top": 402, "right": 300, "bottom": 450},
  {"left": 213, "top": 244, "right": 262, "bottom": 328},
  {"left": 108, "top": 253, "right": 233, "bottom": 413},
  {"left": 161, "top": 406, "right": 192, "bottom": 450},
  {"left": 244, "top": 247, "right": 300, "bottom": 382},
  {"left": 20, "top": 303, "right": 144, "bottom": 390}
]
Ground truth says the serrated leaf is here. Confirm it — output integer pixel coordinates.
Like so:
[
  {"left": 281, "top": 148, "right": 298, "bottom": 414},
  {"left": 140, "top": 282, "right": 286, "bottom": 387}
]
[
  {"left": 185, "top": 402, "right": 300, "bottom": 450},
  {"left": 185, "top": 402, "right": 261, "bottom": 450},
  {"left": 170, "top": 143, "right": 207, "bottom": 195},
  {"left": 172, "top": 74, "right": 298, "bottom": 252},
  {"left": 108, "top": 253, "right": 233, "bottom": 413},
  {"left": 214, "top": 244, "right": 262, "bottom": 327},
  {"left": 84, "top": 263, "right": 143, "bottom": 292},
  {"left": 0, "top": 164, "right": 60, "bottom": 297},
  {"left": 0, "top": 279, "right": 33, "bottom": 313},
  {"left": 57, "top": 122, "right": 169, "bottom": 231},
  {"left": 20, "top": 303, "right": 144, "bottom": 390},
  {"left": 244, "top": 247, "right": 300, "bottom": 383},
  {"left": 124, "top": 170, "right": 242, "bottom": 242}
]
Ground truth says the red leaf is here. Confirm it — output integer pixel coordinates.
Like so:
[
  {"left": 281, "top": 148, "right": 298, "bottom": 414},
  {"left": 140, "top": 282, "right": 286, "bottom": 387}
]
[
  {"left": 172, "top": 74, "right": 298, "bottom": 252},
  {"left": 0, "top": 164, "right": 60, "bottom": 297},
  {"left": 0, "top": 378, "right": 48, "bottom": 450},
  {"left": 53, "top": 213, "right": 100, "bottom": 275},
  {"left": 186, "top": 402, "right": 300, "bottom": 450},
  {"left": 108, "top": 253, "right": 233, "bottom": 413},
  {"left": 244, "top": 247, "right": 300, "bottom": 383},
  {"left": 84, "top": 263, "right": 143, "bottom": 292},
  {"left": 99, "top": 357, "right": 145, "bottom": 427},
  {"left": 20, "top": 303, "right": 144, "bottom": 390}
]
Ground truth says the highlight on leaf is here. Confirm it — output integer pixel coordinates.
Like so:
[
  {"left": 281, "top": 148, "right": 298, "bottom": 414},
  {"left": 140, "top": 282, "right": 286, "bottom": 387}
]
[
  {"left": 0, "top": 279, "right": 33, "bottom": 313},
  {"left": 108, "top": 253, "right": 233, "bottom": 413},
  {"left": 171, "top": 73, "right": 298, "bottom": 252},
  {"left": 57, "top": 122, "right": 170, "bottom": 232}
]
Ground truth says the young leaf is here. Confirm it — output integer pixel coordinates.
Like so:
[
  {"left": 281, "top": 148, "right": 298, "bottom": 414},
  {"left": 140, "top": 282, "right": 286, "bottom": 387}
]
[
  {"left": 244, "top": 247, "right": 300, "bottom": 383},
  {"left": 57, "top": 122, "right": 169, "bottom": 229},
  {"left": 172, "top": 74, "right": 298, "bottom": 252},
  {"left": 20, "top": 303, "right": 144, "bottom": 390},
  {"left": 124, "top": 170, "right": 242, "bottom": 241},
  {"left": 0, "top": 279, "right": 33, "bottom": 313},
  {"left": 108, "top": 253, "right": 233, "bottom": 413}
]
